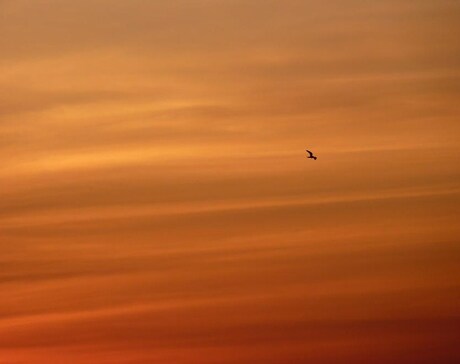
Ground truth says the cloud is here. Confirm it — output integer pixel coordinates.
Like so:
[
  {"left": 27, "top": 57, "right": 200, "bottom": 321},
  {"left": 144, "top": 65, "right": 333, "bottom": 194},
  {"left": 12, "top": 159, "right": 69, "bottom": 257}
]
[{"left": 1, "top": 0, "right": 460, "bottom": 363}]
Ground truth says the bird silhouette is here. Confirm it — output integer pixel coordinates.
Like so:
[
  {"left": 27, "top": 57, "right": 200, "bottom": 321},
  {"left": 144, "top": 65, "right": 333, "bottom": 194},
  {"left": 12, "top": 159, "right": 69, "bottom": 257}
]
[{"left": 306, "top": 150, "right": 317, "bottom": 160}]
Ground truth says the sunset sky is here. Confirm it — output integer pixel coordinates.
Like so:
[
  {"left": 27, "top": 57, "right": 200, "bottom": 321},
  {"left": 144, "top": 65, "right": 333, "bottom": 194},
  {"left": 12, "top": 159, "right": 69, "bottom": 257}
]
[{"left": 1, "top": 1, "right": 460, "bottom": 363}]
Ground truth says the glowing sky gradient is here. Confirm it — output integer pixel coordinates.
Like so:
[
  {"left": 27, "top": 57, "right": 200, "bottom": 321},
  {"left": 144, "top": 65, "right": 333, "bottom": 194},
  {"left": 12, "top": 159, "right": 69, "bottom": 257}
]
[{"left": 1, "top": 1, "right": 460, "bottom": 363}]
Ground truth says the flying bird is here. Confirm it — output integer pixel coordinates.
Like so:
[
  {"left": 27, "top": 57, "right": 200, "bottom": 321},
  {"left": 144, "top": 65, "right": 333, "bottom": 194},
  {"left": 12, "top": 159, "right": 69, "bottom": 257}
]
[{"left": 306, "top": 149, "right": 317, "bottom": 160}]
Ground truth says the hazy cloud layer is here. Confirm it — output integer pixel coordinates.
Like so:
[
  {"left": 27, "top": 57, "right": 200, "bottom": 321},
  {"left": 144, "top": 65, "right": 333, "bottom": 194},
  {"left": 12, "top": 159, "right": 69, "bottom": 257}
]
[{"left": 1, "top": 0, "right": 460, "bottom": 363}]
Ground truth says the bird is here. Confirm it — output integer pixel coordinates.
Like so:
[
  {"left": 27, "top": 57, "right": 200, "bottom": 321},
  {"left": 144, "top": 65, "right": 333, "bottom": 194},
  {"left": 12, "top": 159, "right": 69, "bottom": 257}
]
[{"left": 306, "top": 149, "right": 317, "bottom": 160}]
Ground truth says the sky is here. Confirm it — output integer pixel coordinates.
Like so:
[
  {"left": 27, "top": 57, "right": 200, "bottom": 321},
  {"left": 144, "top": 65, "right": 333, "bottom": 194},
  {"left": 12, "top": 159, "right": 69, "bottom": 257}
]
[{"left": 1, "top": 0, "right": 460, "bottom": 363}]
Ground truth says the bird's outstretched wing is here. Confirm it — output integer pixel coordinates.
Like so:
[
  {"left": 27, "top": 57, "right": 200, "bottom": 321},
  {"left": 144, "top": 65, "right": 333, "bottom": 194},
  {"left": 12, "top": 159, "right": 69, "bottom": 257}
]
[{"left": 306, "top": 150, "right": 314, "bottom": 157}]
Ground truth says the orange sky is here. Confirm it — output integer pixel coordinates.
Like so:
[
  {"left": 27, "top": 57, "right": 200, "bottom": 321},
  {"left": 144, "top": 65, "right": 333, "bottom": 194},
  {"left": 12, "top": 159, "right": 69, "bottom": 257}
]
[{"left": 1, "top": 1, "right": 460, "bottom": 363}]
